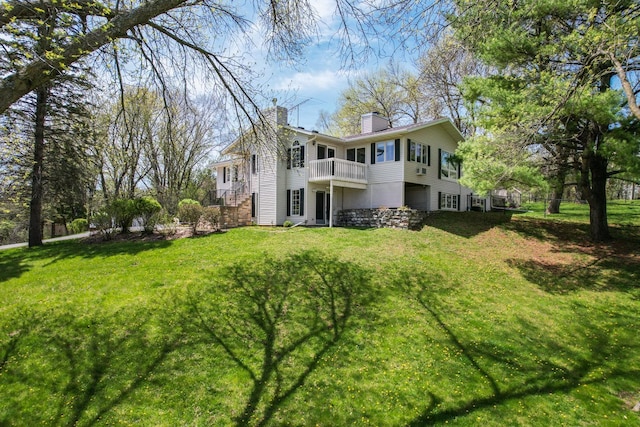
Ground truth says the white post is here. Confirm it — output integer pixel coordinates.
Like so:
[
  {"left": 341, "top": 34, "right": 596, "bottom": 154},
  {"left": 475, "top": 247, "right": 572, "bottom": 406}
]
[{"left": 329, "top": 180, "right": 334, "bottom": 228}]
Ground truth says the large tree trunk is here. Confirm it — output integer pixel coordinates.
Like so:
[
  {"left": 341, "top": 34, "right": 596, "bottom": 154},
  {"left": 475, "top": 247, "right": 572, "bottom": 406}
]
[
  {"left": 586, "top": 153, "right": 610, "bottom": 242},
  {"left": 29, "top": 86, "right": 49, "bottom": 247},
  {"left": 579, "top": 146, "right": 610, "bottom": 242},
  {"left": 546, "top": 173, "right": 565, "bottom": 214}
]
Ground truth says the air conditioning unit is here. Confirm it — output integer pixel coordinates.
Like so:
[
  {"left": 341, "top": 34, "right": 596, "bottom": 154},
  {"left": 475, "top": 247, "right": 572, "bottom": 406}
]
[{"left": 416, "top": 167, "right": 427, "bottom": 175}]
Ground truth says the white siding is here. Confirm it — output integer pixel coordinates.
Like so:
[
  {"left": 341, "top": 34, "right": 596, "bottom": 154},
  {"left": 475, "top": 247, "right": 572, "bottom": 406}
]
[
  {"left": 342, "top": 188, "right": 369, "bottom": 209},
  {"left": 400, "top": 125, "right": 473, "bottom": 212},
  {"left": 258, "top": 155, "right": 278, "bottom": 225},
  {"left": 370, "top": 182, "right": 404, "bottom": 208}
]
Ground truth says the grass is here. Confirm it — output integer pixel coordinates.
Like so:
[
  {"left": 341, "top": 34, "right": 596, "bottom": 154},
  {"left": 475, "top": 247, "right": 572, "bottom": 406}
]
[
  {"left": 520, "top": 199, "right": 640, "bottom": 227},
  {"left": 1, "top": 202, "right": 639, "bottom": 426}
]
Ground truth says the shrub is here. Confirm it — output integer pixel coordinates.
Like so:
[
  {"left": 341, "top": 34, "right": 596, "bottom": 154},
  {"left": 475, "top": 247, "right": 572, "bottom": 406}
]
[
  {"left": 0, "top": 220, "right": 15, "bottom": 243},
  {"left": 110, "top": 198, "right": 136, "bottom": 233},
  {"left": 155, "top": 209, "right": 177, "bottom": 236},
  {"left": 201, "top": 206, "right": 221, "bottom": 231},
  {"left": 178, "top": 198, "right": 200, "bottom": 208},
  {"left": 135, "top": 196, "right": 162, "bottom": 233},
  {"left": 91, "top": 211, "right": 115, "bottom": 240},
  {"left": 178, "top": 199, "right": 203, "bottom": 233},
  {"left": 68, "top": 218, "right": 88, "bottom": 234},
  {"left": 283, "top": 220, "right": 293, "bottom": 228}
]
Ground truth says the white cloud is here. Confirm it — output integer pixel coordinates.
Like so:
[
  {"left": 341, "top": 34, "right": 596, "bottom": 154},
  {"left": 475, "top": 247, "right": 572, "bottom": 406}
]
[
  {"left": 311, "top": 0, "right": 338, "bottom": 22},
  {"left": 274, "top": 69, "right": 347, "bottom": 92}
]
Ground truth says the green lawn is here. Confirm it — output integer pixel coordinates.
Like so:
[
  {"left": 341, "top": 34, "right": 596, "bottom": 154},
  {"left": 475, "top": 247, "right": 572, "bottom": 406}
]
[{"left": 1, "top": 205, "right": 639, "bottom": 426}]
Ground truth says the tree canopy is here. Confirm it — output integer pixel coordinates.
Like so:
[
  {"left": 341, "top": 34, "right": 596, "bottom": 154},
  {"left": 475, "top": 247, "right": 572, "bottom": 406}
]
[{"left": 452, "top": 0, "right": 640, "bottom": 241}]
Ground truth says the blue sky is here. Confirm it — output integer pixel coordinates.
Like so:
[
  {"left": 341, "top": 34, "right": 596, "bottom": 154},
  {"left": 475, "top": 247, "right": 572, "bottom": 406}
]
[{"left": 235, "top": 0, "right": 416, "bottom": 131}]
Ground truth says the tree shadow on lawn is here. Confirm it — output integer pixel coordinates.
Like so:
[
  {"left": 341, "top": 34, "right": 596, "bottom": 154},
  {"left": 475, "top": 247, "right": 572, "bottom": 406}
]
[
  {"left": 0, "top": 237, "right": 173, "bottom": 283},
  {"left": 503, "top": 220, "right": 640, "bottom": 295},
  {"left": 0, "top": 306, "right": 184, "bottom": 426},
  {"left": 183, "top": 251, "right": 374, "bottom": 427},
  {"left": 0, "top": 250, "right": 32, "bottom": 284},
  {"left": 421, "top": 211, "right": 515, "bottom": 239},
  {"left": 395, "top": 274, "right": 640, "bottom": 426}
]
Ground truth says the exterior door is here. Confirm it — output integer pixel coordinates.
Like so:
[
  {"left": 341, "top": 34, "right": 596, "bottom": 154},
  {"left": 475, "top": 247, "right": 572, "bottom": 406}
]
[
  {"left": 318, "top": 145, "right": 336, "bottom": 160},
  {"left": 316, "top": 191, "right": 325, "bottom": 224}
]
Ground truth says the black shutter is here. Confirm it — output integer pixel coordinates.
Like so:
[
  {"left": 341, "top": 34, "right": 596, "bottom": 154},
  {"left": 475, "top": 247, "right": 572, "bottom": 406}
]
[
  {"left": 222, "top": 166, "right": 226, "bottom": 183},
  {"left": 457, "top": 195, "right": 461, "bottom": 211},
  {"left": 458, "top": 161, "right": 462, "bottom": 179},
  {"left": 428, "top": 145, "right": 431, "bottom": 167},
  {"left": 251, "top": 154, "right": 258, "bottom": 174},
  {"left": 286, "top": 190, "right": 291, "bottom": 216},
  {"left": 438, "top": 192, "right": 442, "bottom": 209},
  {"left": 395, "top": 139, "right": 401, "bottom": 161},
  {"left": 300, "top": 146, "right": 305, "bottom": 167},
  {"left": 287, "top": 149, "right": 292, "bottom": 169},
  {"left": 438, "top": 148, "right": 442, "bottom": 179},
  {"left": 370, "top": 143, "right": 376, "bottom": 164},
  {"left": 300, "top": 188, "right": 305, "bottom": 216},
  {"left": 251, "top": 193, "right": 256, "bottom": 217},
  {"left": 407, "top": 139, "right": 411, "bottom": 161}
]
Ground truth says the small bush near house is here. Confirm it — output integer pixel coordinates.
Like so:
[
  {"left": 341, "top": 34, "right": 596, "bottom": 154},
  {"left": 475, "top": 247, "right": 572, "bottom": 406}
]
[
  {"left": 135, "top": 196, "right": 162, "bottom": 234},
  {"left": 283, "top": 220, "right": 294, "bottom": 227},
  {"left": 201, "top": 206, "right": 221, "bottom": 231},
  {"left": 178, "top": 199, "right": 203, "bottom": 233},
  {"left": 68, "top": 218, "right": 88, "bottom": 234},
  {"left": 110, "top": 198, "right": 137, "bottom": 233}
]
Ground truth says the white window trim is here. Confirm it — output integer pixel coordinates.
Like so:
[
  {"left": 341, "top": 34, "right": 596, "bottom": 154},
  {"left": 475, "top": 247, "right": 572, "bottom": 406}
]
[
  {"left": 376, "top": 140, "right": 395, "bottom": 163},
  {"left": 291, "top": 189, "right": 301, "bottom": 216},
  {"left": 440, "top": 193, "right": 458, "bottom": 211},
  {"left": 291, "top": 141, "right": 304, "bottom": 168},
  {"left": 410, "top": 141, "right": 428, "bottom": 164},
  {"left": 440, "top": 150, "right": 458, "bottom": 181}
]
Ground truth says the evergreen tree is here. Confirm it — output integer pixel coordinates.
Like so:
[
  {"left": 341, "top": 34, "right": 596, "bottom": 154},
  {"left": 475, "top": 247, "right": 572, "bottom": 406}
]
[{"left": 452, "top": 0, "right": 640, "bottom": 241}]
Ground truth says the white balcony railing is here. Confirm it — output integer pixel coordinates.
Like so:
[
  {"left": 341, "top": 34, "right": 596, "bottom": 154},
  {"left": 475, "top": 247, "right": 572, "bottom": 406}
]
[{"left": 308, "top": 158, "right": 367, "bottom": 184}]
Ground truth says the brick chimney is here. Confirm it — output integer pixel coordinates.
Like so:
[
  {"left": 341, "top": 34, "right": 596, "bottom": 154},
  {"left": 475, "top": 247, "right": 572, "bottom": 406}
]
[
  {"left": 361, "top": 112, "right": 390, "bottom": 134},
  {"left": 265, "top": 105, "right": 288, "bottom": 127}
]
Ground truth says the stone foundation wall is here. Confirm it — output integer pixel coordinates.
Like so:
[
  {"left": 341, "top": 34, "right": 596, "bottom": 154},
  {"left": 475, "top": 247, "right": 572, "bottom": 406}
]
[
  {"left": 219, "top": 195, "right": 253, "bottom": 228},
  {"left": 336, "top": 209, "right": 429, "bottom": 231}
]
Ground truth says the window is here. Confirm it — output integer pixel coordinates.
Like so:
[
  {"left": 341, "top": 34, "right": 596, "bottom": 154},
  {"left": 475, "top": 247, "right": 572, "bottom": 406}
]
[
  {"left": 286, "top": 188, "right": 305, "bottom": 216},
  {"left": 439, "top": 149, "right": 458, "bottom": 180},
  {"left": 408, "top": 139, "right": 430, "bottom": 165},
  {"left": 292, "top": 141, "right": 304, "bottom": 168},
  {"left": 372, "top": 140, "right": 399, "bottom": 164},
  {"left": 225, "top": 166, "right": 231, "bottom": 183},
  {"left": 346, "top": 147, "right": 366, "bottom": 164},
  {"left": 291, "top": 189, "right": 300, "bottom": 215},
  {"left": 232, "top": 165, "right": 239, "bottom": 182},
  {"left": 287, "top": 141, "right": 305, "bottom": 169},
  {"left": 440, "top": 193, "right": 459, "bottom": 211}
]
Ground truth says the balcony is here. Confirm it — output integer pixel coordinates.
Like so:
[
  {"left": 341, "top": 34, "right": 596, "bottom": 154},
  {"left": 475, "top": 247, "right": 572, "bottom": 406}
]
[{"left": 308, "top": 158, "right": 367, "bottom": 189}]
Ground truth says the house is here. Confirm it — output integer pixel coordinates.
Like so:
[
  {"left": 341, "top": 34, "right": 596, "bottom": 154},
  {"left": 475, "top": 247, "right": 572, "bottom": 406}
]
[{"left": 214, "top": 106, "right": 480, "bottom": 227}]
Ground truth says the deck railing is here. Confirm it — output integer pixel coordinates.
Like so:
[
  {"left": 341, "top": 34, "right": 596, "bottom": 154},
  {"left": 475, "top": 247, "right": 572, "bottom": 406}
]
[{"left": 308, "top": 158, "right": 367, "bottom": 184}]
